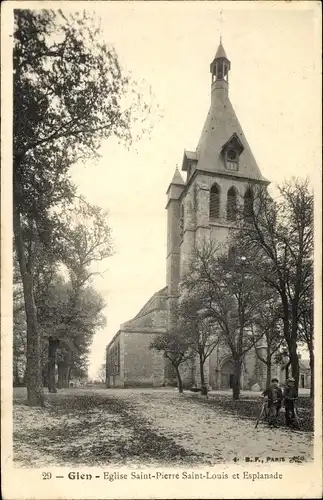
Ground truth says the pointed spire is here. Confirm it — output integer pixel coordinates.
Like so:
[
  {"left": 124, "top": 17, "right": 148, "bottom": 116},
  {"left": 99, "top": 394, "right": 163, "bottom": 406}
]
[
  {"left": 210, "top": 39, "right": 231, "bottom": 89},
  {"left": 214, "top": 38, "right": 228, "bottom": 60},
  {"left": 171, "top": 165, "right": 184, "bottom": 185},
  {"left": 166, "top": 165, "right": 185, "bottom": 201}
]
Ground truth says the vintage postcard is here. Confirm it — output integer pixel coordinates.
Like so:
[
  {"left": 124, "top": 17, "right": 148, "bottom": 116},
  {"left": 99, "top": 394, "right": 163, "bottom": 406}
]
[{"left": 1, "top": 1, "right": 322, "bottom": 499}]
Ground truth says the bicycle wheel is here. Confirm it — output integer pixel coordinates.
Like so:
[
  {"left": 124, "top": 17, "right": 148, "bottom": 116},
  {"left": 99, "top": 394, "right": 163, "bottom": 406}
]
[{"left": 255, "top": 404, "right": 265, "bottom": 428}]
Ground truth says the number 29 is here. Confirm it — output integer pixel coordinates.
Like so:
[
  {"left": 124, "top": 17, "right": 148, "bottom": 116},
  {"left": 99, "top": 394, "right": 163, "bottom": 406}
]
[{"left": 42, "top": 472, "right": 52, "bottom": 480}]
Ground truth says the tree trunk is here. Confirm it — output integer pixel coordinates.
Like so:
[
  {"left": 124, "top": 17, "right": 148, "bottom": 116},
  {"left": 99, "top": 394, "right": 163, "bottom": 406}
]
[
  {"left": 23, "top": 367, "right": 27, "bottom": 386},
  {"left": 289, "top": 340, "right": 300, "bottom": 390},
  {"left": 65, "top": 349, "right": 73, "bottom": 387},
  {"left": 174, "top": 364, "right": 183, "bottom": 394},
  {"left": 164, "top": 359, "right": 177, "bottom": 386},
  {"left": 265, "top": 342, "right": 272, "bottom": 387},
  {"left": 266, "top": 362, "right": 272, "bottom": 388},
  {"left": 48, "top": 337, "right": 58, "bottom": 393},
  {"left": 61, "top": 364, "right": 69, "bottom": 388},
  {"left": 199, "top": 356, "right": 208, "bottom": 396},
  {"left": 285, "top": 363, "right": 290, "bottom": 380},
  {"left": 13, "top": 363, "right": 20, "bottom": 387},
  {"left": 67, "top": 366, "right": 71, "bottom": 386},
  {"left": 13, "top": 204, "right": 44, "bottom": 407},
  {"left": 57, "top": 362, "right": 64, "bottom": 389},
  {"left": 42, "top": 364, "right": 48, "bottom": 387},
  {"left": 57, "top": 354, "right": 71, "bottom": 389},
  {"left": 309, "top": 346, "right": 314, "bottom": 398},
  {"left": 232, "top": 361, "right": 242, "bottom": 400},
  {"left": 63, "top": 368, "right": 69, "bottom": 388}
]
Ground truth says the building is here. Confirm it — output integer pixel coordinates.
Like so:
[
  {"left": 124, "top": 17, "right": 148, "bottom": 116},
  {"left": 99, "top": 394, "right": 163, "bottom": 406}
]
[
  {"left": 106, "top": 288, "right": 167, "bottom": 387},
  {"left": 106, "top": 41, "right": 302, "bottom": 390}
]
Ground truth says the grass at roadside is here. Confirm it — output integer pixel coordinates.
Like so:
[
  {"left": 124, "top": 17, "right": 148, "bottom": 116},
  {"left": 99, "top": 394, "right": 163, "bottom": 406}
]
[{"left": 187, "top": 393, "right": 314, "bottom": 432}]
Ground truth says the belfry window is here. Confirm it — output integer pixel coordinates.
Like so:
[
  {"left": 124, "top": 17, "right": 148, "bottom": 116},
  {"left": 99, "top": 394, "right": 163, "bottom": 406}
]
[
  {"left": 210, "top": 184, "right": 220, "bottom": 219},
  {"left": 227, "top": 187, "right": 237, "bottom": 221},
  {"left": 227, "top": 150, "right": 238, "bottom": 162},
  {"left": 221, "top": 134, "right": 244, "bottom": 172},
  {"left": 244, "top": 187, "right": 253, "bottom": 222}
]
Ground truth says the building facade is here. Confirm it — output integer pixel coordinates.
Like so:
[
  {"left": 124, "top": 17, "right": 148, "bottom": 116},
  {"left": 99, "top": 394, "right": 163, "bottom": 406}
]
[
  {"left": 106, "top": 41, "right": 309, "bottom": 391},
  {"left": 106, "top": 288, "right": 167, "bottom": 388}
]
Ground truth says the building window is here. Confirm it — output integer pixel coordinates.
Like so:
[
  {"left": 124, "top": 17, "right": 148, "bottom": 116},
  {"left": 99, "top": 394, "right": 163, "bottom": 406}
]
[
  {"left": 117, "top": 343, "right": 120, "bottom": 373},
  {"left": 227, "top": 150, "right": 238, "bottom": 162},
  {"left": 244, "top": 187, "right": 253, "bottom": 222},
  {"left": 222, "top": 133, "right": 243, "bottom": 172},
  {"left": 108, "top": 341, "right": 120, "bottom": 375},
  {"left": 224, "top": 149, "right": 239, "bottom": 172},
  {"left": 209, "top": 184, "right": 220, "bottom": 219},
  {"left": 180, "top": 204, "right": 184, "bottom": 237},
  {"left": 227, "top": 187, "right": 237, "bottom": 221}
]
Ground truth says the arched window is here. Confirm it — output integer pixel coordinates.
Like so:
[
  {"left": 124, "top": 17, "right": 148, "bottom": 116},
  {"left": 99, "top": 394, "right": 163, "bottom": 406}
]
[
  {"left": 244, "top": 187, "right": 253, "bottom": 222},
  {"left": 227, "top": 187, "right": 237, "bottom": 221},
  {"left": 209, "top": 184, "right": 220, "bottom": 219}
]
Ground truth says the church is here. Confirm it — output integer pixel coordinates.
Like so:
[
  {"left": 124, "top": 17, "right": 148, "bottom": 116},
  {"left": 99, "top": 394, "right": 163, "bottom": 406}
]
[{"left": 105, "top": 41, "right": 307, "bottom": 390}]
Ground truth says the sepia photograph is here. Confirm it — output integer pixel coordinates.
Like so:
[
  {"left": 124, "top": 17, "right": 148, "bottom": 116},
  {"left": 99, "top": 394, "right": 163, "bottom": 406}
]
[{"left": 1, "top": 1, "right": 322, "bottom": 499}]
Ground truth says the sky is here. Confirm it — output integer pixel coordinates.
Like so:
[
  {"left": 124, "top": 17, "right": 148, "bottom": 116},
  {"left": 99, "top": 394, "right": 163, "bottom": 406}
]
[{"left": 65, "top": 1, "right": 321, "bottom": 379}]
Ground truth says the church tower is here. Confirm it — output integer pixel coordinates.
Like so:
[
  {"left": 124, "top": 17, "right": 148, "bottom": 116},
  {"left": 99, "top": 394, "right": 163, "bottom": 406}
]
[
  {"left": 166, "top": 40, "right": 269, "bottom": 389},
  {"left": 178, "top": 39, "right": 268, "bottom": 272}
]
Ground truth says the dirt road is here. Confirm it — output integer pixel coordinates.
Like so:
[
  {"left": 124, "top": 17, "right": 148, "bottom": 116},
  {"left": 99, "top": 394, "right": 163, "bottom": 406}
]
[{"left": 13, "top": 388, "right": 313, "bottom": 467}]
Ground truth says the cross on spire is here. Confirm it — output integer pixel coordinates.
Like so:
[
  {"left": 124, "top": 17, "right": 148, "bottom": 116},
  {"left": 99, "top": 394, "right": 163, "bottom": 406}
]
[{"left": 219, "top": 8, "right": 223, "bottom": 41}]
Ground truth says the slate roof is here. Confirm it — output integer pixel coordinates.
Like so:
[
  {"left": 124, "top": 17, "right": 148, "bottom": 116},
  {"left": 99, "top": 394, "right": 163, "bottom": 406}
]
[
  {"left": 195, "top": 90, "right": 269, "bottom": 182},
  {"left": 214, "top": 41, "right": 228, "bottom": 60},
  {"left": 182, "top": 150, "right": 197, "bottom": 171},
  {"left": 120, "top": 287, "right": 168, "bottom": 331},
  {"left": 170, "top": 167, "right": 185, "bottom": 186}
]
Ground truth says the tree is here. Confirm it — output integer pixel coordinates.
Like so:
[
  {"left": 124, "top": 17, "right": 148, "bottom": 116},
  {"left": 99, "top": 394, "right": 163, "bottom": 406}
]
[
  {"left": 13, "top": 9, "right": 152, "bottom": 405},
  {"left": 13, "top": 200, "right": 112, "bottom": 394},
  {"left": 52, "top": 200, "right": 112, "bottom": 390},
  {"left": 37, "top": 276, "right": 106, "bottom": 389},
  {"left": 13, "top": 202, "right": 111, "bottom": 393},
  {"left": 13, "top": 257, "right": 26, "bottom": 385},
  {"left": 57, "top": 284, "right": 106, "bottom": 388},
  {"left": 182, "top": 242, "right": 269, "bottom": 400},
  {"left": 252, "top": 299, "right": 285, "bottom": 387},
  {"left": 150, "top": 329, "right": 193, "bottom": 394},
  {"left": 298, "top": 274, "right": 314, "bottom": 397},
  {"left": 96, "top": 363, "right": 106, "bottom": 384},
  {"left": 235, "top": 178, "right": 314, "bottom": 389},
  {"left": 177, "top": 294, "right": 220, "bottom": 396},
  {"left": 13, "top": 294, "right": 27, "bottom": 386}
]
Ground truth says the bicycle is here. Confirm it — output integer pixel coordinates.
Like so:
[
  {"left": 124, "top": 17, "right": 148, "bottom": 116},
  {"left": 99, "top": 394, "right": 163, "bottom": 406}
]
[{"left": 255, "top": 398, "right": 269, "bottom": 428}]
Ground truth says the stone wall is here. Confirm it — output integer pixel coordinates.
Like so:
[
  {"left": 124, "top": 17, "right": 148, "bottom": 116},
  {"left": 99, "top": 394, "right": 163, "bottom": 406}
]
[
  {"left": 106, "top": 331, "right": 124, "bottom": 388},
  {"left": 123, "top": 331, "right": 164, "bottom": 387}
]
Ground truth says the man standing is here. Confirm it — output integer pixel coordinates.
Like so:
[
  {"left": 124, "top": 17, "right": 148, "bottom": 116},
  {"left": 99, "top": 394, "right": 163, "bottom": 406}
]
[
  {"left": 284, "top": 377, "right": 298, "bottom": 427},
  {"left": 263, "top": 378, "right": 283, "bottom": 427}
]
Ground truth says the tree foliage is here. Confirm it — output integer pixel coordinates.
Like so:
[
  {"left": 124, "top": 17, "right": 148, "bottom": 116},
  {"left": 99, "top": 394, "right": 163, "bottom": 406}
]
[
  {"left": 150, "top": 328, "right": 193, "bottom": 394},
  {"left": 234, "top": 178, "right": 314, "bottom": 389},
  {"left": 13, "top": 8, "right": 153, "bottom": 405},
  {"left": 252, "top": 298, "right": 286, "bottom": 387},
  {"left": 177, "top": 293, "right": 221, "bottom": 395},
  {"left": 181, "top": 241, "right": 271, "bottom": 399}
]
